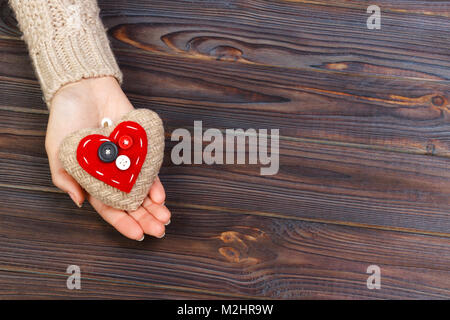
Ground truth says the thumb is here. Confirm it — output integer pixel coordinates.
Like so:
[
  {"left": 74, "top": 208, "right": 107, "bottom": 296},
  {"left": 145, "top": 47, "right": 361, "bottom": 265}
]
[{"left": 52, "top": 168, "right": 85, "bottom": 208}]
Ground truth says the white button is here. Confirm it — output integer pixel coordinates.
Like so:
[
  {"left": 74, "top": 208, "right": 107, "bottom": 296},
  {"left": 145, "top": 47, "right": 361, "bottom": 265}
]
[{"left": 115, "top": 155, "right": 131, "bottom": 170}]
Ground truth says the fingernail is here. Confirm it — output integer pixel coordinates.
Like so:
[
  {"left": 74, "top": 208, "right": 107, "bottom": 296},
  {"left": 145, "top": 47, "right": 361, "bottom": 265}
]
[
  {"left": 158, "top": 233, "right": 165, "bottom": 239},
  {"left": 137, "top": 235, "right": 145, "bottom": 241},
  {"left": 165, "top": 220, "right": 171, "bottom": 226},
  {"left": 68, "top": 192, "right": 82, "bottom": 208}
]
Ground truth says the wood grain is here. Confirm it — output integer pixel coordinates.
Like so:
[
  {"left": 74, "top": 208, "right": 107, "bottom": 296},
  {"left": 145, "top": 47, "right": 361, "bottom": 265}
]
[
  {"left": 3, "top": 108, "right": 450, "bottom": 235},
  {"left": 102, "top": 0, "right": 450, "bottom": 156},
  {"left": 0, "top": 0, "right": 449, "bottom": 299},
  {"left": 1, "top": 187, "right": 449, "bottom": 299},
  {"left": 104, "top": 1, "right": 450, "bottom": 78},
  {"left": 1, "top": 37, "right": 450, "bottom": 158},
  {"left": 0, "top": 270, "right": 227, "bottom": 299}
]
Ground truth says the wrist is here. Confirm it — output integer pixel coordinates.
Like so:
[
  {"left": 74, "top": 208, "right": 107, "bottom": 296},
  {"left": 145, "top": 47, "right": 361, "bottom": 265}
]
[{"left": 50, "top": 76, "right": 134, "bottom": 122}]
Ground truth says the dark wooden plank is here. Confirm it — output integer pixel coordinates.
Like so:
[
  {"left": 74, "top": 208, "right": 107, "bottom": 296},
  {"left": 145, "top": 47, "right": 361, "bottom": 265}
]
[
  {"left": 117, "top": 50, "right": 450, "bottom": 157},
  {"left": 0, "top": 0, "right": 449, "bottom": 300},
  {"left": 1, "top": 37, "right": 450, "bottom": 157},
  {"left": 93, "top": 0, "right": 450, "bottom": 157},
  {"left": 2, "top": 0, "right": 449, "bottom": 79},
  {"left": 0, "top": 187, "right": 449, "bottom": 299},
  {"left": 0, "top": 0, "right": 449, "bottom": 156},
  {"left": 2, "top": 108, "right": 450, "bottom": 235},
  {"left": 0, "top": 269, "right": 227, "bottom": 299},
  {"left": 102, "top": 0, "right": 450, "bottom": 79}
]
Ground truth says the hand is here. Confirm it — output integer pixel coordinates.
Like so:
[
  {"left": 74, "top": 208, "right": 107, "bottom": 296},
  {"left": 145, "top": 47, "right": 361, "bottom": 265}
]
[{"left": 45, "top": 76, "right": 170, "bottom": 241}]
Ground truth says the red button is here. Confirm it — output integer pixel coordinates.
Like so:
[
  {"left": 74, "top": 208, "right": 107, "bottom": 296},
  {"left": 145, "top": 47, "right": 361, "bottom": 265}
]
[{"left": 118, "top": 135, "right": 133, "bottom": 149}]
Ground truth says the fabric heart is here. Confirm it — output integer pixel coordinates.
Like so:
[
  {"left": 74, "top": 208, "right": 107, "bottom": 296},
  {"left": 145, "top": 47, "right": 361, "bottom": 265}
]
[
  {"left": 59, "top": 109, "right": 164, "bottom": 211},
  {"left": 77, "top": 121, "right": 147, "bottom": 193}
]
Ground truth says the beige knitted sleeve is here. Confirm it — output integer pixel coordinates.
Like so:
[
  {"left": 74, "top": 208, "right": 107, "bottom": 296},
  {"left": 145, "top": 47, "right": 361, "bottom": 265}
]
[{"left": 9, "top": 0, "right": 123, "bottom": 107}]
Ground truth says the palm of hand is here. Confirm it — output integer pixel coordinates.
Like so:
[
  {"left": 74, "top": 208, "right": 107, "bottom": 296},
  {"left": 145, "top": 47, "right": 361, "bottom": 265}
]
[{"left": 45, "top": 77, "right": 170, "bottom": 240}]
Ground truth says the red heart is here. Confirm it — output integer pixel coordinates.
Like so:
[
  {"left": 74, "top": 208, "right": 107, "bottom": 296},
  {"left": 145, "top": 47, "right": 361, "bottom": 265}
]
[{"left": 76, "top": 121, "right": 148, "bottom": 193}]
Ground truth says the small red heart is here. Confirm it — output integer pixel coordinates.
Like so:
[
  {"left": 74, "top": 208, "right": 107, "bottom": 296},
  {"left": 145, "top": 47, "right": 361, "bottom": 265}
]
[{"left": 76, "top": 121, "right": 148, "bottom": 193}]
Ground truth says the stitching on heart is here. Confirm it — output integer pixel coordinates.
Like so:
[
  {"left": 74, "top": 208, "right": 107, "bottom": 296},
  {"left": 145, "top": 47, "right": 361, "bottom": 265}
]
[
  {"left": 76, "top": 121, "right": 148, "bottom": 193},
  {"left": 59, "top": 109, "right": 164, "bottom": 211}
]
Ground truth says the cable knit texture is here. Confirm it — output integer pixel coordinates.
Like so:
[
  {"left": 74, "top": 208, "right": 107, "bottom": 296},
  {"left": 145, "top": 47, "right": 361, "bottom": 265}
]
[{"left": 9, "top": 0, "right": 123, "bottom": 107}]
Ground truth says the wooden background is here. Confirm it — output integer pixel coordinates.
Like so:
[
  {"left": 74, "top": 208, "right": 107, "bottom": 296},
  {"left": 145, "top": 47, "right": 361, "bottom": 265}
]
[{"left": 0, "top": 0, "right": 450, "bottom": 299}]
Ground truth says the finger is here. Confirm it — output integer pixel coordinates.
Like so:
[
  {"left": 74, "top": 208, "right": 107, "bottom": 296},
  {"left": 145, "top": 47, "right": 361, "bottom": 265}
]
[
  {"left": 142, "top": 196, "right": 171, "bottom": 225},
  {"left": 88, "top": 195, "right": 144, "bottom": 241},
  {"left": 149, "top": 176, "right": 166, "bottom": 204},
  {"left": 51, "top": 166, "right": 85, "bottom": 207},
  {"left": 128, "top": 206, "right": 165, "bottom": 238},
  {"left": 47, "top": 139, "right": 85, "bottom": 207}
]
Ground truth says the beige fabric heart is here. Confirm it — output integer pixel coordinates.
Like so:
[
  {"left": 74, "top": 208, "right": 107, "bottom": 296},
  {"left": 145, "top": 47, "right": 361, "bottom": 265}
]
[{"left": 59, "top": 109, "right": 165, "bottom": 211}]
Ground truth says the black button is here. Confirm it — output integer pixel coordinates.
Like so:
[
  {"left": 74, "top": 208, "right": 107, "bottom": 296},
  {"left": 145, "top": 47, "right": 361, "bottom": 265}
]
[{"left": 97, "top": 141, "right": 118, "bottom": 163}]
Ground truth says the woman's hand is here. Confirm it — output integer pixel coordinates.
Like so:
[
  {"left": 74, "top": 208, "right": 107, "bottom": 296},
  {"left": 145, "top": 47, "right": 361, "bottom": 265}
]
[{"left": 45, "top": 76, "right": 170, "bottom": 241}]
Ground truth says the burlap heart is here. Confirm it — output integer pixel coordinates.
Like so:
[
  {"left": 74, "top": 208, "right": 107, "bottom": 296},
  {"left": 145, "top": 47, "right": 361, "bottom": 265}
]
[{"left": 59, "top": 109, "right": 165, "bottom": 211}]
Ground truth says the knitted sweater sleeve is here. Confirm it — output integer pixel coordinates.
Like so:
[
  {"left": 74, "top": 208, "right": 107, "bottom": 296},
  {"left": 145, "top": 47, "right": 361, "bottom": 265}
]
[{"left": 9, "top": 0, "right": 123, "bottom": 107}]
